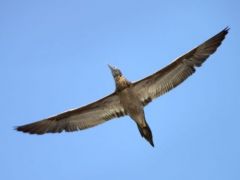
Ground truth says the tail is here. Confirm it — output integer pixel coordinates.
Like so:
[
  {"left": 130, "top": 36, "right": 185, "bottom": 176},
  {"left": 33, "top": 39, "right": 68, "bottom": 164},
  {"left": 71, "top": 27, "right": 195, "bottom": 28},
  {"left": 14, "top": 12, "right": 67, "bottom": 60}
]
[{"left": 137, "top": 122, "right": 154, "bottom": 147}]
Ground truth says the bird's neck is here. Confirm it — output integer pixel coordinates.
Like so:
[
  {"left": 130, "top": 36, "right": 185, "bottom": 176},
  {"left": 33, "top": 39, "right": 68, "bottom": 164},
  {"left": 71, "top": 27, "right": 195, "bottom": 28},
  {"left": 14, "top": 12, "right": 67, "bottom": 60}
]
[{"left": 115, "top": 76, "right": 131, "bottom": 91}]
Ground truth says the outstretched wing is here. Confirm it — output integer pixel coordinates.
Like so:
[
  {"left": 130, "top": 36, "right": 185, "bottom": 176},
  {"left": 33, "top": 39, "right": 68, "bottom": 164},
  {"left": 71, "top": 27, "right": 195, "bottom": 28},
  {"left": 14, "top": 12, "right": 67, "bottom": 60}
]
[
  {"left": 132, "top": 27, "right": 229, "bottom": 106},
  {"left": 16, "top": 93, "right": 127, "bottom": 134}
]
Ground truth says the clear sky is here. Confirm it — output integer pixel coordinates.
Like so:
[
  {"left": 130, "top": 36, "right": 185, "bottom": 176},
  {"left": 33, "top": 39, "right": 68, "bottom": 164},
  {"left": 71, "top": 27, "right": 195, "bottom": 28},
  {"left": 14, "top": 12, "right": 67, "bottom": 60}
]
[{"left": 1, "top": 0, "right": 239, "bottom": 180}]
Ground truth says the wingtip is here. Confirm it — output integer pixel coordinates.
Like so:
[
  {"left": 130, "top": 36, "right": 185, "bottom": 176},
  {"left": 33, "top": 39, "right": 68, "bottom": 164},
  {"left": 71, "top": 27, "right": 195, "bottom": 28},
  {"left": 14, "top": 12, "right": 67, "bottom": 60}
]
[
  {"left": 14, "top": 126, "right": 20, "bottom": 131},
  {"left": 14, "top": 125, "right": 26, "bottom": 133},
  {"left": 223, "top": 26, "right": 230, "bottom": 33},
  {"left": 14, "top": 124, "right": 34, "bottom": 134}
]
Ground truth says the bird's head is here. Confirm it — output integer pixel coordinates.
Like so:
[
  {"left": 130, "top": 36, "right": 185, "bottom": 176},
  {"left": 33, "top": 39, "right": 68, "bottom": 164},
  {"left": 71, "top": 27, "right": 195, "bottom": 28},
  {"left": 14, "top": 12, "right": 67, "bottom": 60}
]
[
  {"left": 108, "top": 64, "right": 131, "bottom": 91},
  {"left": 108, "top": 64, "right": 122, "bottom": 78}
]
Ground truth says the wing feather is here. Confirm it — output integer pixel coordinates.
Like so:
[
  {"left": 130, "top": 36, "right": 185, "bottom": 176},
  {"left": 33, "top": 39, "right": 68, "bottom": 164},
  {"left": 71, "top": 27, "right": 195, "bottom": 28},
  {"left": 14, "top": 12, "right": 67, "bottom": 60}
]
[
  {"left": 16, "top": 93, "right": 127, "bottom": 134},
  {"left": 132, "top": 27, "right": 229, "bottom": 106}
]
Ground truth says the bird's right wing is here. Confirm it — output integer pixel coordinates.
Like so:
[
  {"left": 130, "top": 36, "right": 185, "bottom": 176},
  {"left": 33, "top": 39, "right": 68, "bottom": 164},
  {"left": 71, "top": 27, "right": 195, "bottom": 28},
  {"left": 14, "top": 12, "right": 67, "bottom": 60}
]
[
  {"left": 132, "top": 27, "right": 229, "bottom": 106},
  {"left": 16, "top": 93, "right": 127, "bottom": 134}
]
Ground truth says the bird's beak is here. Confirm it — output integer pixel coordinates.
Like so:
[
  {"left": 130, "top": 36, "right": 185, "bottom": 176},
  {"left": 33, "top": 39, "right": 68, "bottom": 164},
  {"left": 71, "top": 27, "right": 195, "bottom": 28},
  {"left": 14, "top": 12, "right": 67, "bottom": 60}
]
[
  {"left": 108, "top": 64, "right": 116, "bottom": 71},
  {"left": 108, "top": 64, "right": 117, "bottom": 74},
  {"left": 108, "top": 64, "right": 122, "bottom": 77}
]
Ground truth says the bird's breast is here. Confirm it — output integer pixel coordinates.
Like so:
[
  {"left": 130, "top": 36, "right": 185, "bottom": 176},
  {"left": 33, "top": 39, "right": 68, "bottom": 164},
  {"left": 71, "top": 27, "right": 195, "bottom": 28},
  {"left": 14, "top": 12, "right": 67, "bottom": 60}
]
[{"left": 119, "top": 88, "right": 142, "bottom": 115}]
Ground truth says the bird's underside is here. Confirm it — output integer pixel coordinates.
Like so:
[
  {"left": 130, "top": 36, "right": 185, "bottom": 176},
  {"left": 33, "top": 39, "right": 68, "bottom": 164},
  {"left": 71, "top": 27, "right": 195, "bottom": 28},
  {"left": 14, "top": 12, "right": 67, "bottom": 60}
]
[{"left": 16, "top": 27, "right": 229, "bottom": 147}]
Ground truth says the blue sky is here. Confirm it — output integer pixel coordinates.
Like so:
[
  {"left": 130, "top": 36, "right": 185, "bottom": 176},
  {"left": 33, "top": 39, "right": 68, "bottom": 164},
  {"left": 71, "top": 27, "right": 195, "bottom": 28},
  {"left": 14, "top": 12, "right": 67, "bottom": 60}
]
[{"left": 1, "top": 0, "right": 239, "bottom": 180}]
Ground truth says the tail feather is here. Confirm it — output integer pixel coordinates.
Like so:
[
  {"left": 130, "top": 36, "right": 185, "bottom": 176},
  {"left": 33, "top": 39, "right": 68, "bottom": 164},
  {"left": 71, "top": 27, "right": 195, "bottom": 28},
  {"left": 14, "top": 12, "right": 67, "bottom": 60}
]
[{"left": 137, "top": 123, "right": 154, "bottom": 147}]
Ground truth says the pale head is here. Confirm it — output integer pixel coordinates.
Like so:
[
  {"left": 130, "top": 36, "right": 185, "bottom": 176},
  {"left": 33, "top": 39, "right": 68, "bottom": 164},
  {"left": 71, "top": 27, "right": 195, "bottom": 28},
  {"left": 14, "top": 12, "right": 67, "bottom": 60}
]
[
  {"left": 108, "top": 64, "right": 122, "bottom": 78},
  {"left": 108, "top": 64, "right": 131, "bottom": 91}
]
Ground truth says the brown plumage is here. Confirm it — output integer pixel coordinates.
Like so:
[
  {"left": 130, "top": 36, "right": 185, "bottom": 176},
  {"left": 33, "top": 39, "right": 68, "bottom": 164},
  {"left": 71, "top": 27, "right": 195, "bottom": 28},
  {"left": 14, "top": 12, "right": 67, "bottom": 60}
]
[{"left": 16, "top": 27, "right": 229, "bottom": 147}]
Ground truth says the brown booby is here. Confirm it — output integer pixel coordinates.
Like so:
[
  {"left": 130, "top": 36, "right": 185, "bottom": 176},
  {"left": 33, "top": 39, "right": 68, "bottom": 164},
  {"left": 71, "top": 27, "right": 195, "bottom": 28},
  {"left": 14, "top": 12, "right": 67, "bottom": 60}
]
[{"left": 16, "top": 28, "right": 229, "bottom": 147}]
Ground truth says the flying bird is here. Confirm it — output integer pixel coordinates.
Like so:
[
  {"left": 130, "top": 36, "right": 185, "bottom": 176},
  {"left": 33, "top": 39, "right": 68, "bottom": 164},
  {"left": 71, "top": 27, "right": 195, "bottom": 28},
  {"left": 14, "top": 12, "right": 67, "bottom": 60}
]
[{"left": 16, "top": 28, "right": 229, "bottom": 147}]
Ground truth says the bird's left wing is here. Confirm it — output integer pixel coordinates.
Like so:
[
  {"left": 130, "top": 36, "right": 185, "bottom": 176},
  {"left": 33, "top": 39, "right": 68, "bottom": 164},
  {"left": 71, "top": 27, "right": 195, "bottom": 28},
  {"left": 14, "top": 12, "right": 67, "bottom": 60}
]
[
  {"left": 16, "top": 93, "right": 127, "bottom": 134},
  {"left": 132, "top": 27, "right": 229, "bottom": 106}
]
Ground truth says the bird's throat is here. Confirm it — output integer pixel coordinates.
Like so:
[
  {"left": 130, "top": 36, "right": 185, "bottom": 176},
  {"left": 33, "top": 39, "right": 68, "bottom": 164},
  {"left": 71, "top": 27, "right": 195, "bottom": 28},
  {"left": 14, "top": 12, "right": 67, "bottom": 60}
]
[{"left": 115, "top": 76, "right": 131, "bottom": 91}]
